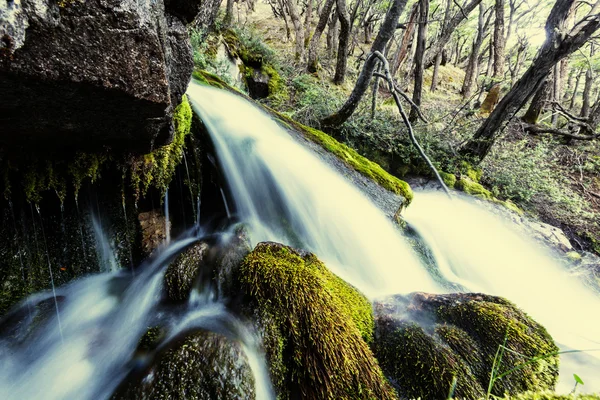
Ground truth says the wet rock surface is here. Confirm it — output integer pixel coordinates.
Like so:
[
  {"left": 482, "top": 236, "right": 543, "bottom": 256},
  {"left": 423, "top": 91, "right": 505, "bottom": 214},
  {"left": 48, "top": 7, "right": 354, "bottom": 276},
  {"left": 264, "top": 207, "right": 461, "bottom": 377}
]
[
  {"left": 373, "top": 292, "right": 559, "bottom": 399},
  {"left": 0, "top": 0, "right": 218, "bottom": 154}
]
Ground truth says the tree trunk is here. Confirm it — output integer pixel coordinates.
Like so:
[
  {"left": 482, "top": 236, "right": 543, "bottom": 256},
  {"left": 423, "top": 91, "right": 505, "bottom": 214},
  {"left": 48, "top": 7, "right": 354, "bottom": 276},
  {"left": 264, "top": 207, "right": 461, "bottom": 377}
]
[
  {"left": 410, "top": 0, "right": 429, "bottom": 122},
  {"left": 286, "top": 0, "right": 305, "bottom": 60},
  {"left": 321, "top": 0, "right": 410, "bottom": 127},
  {"left": 569, "top": 68, "right": 583, "bottom": 110},
  {"left": 390, "top": 2, "right": 419, "bottom": 76},
  {"left": 327, "top": 11, "right": 339, "bottom": 60},
  {"left": 461, "top": 3, "right": 487, "bottom": 98},
  {"left": 224, "top": 0, "right": 235, "bottom": 26},
  {"left": 551, "top": 63, "right": 561, "bottom": 126},
  {"left": 476, "top": 43, "right": 494, "bottom": 104},
  {"left": 304, "top": 0, "right": 314, "bottom": 47},
  {"left": 480, "top": 0, "right": 505, "bottom": 114},
  {"left": 424, "top": 0, "right": 484, "bottom": 68},
  {"left": 307, "top": 0, "right": 336, "bottom": 72},
  {"left": 461, "top": 0, "right": 600, "bottom": 163},
  {"left": 522, "top": 77, "right": 551, "bottom": 124},
  {"left": 581, "top": 44, "right": 595, "bottom": 117},
  {"left": 430, "top": 0, "right": 453, "bottom": 92},
  {"left": 333, "top": 0, "right": 351, "bottom": 84}
]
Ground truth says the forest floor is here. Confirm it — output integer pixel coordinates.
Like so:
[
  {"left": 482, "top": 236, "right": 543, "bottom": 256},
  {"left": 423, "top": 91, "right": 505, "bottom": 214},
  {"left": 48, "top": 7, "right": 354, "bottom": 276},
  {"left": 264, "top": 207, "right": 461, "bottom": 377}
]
[{"left": 203, "top": 3, "right": 600, "bottom": 256}]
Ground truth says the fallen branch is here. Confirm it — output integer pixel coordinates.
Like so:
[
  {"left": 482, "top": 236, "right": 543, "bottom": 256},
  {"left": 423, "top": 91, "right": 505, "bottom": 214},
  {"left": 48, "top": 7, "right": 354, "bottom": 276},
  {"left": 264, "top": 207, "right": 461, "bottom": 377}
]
[
  {"left": 523, "top": 123, "right": 600, "bottom": 141},
  {"left": 371, "top": 50, "right": 451, "bottom": 197},
  {"left": 373, "top": 72, "right": 429, "bottom": 123}
]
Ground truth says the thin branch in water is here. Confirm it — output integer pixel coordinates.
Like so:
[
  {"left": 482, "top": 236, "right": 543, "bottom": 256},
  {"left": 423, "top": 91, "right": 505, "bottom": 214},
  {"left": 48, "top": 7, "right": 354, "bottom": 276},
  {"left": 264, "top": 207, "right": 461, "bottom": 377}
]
[{"left": 370, "top": 50, "right": 451, "bottom": 197}]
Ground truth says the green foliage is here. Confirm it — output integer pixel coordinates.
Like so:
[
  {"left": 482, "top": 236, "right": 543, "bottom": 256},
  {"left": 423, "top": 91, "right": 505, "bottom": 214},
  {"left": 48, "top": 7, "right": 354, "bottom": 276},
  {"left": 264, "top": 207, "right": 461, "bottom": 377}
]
[
  {"left": 482, "top": 138, "right": 595, "bottom": 224},
  {"left": 455, "top": 177, "right": 493, "bottom": 200},
  {"left": 439, "top": 171, "right": 457, "bottom": 188},
  {"left": 240, "top": 242, "right": 396, "bottom": 400}
]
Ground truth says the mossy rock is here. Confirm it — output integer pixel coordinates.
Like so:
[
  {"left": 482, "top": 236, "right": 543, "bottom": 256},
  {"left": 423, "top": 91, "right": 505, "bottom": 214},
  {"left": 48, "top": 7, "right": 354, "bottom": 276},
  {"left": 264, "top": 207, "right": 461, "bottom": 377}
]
[
  {"left": 164, "top": 242, "right": 210, "bottom": 302},
  {"left": 439, "top": 171, "right": 457, "bottom": 188},
  {"left": 240, "top": 242, "right": 396, "bottom": 399},
  {"left": 501, "top": 392, "right": 600, "bottom": 399},
  {"left": 455, "top": 177, "right": 493, "bottom": 200},
  {"left": 115, "top": 331, "right": 255, "bottom": 400},
  {"left": 270, "top": 113, "right": 413, "bottom": 205},
  {"left": 373, "top": 293, "right": 559, "bottom": 399}
]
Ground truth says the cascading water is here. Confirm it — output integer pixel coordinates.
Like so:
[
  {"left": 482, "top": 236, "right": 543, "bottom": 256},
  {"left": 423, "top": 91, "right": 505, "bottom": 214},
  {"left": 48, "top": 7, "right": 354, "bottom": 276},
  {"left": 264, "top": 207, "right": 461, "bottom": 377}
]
[
  {"left": 2, "top": 80, "right": 598, "bottom": 398},
  {"left": 404, "top": 191, "right": 600, "bottom": 393},
  {"left": 0, "top": 227, "right": 274, "bottom": 400},
  {"left": 188, "top": 83, "right": 439, "bottom": 298},
  {"left": 188, "top": 82, "right": 599, "bottom": 393}
]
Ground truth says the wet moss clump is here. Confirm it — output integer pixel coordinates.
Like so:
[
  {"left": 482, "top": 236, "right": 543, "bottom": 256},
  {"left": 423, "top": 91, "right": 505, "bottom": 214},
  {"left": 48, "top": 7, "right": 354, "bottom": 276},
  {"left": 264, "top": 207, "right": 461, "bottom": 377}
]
[
  {"left": 273, "top": 114, "right": 414, "bottom": 204},
  {"left": 164, "top": 242, "right": 209, "bottom": 301},
  {"left": 455, "top": 177, "right": 493, "bottom": 200},
  {"left": 240, "top": 242, "right": 395, "bottom": 399},
  {"left": 439, "top": 171, "right": 457, "bottom": 188},
  {"left": 129, "top": 95, "right": 193, "bottom": 201},
  {"left": 501, "top": 392, "right": 600, "bottom": 399},
  {"left": 116, "top": 331, "right": 255, "bottom": 400},
  {"left": 373, "top": 293, "right": 559, "bottom": 399}
]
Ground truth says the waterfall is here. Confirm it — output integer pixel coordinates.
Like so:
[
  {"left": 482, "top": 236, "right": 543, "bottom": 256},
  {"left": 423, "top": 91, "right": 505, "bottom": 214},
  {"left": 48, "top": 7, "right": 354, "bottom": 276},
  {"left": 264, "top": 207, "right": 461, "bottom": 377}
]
[
  {"left": 404, "top": 191, "right": 600, "bottom": 393},
  {"left": 188, "top": 82, "right": 600, "bottom": 393},
  {"left": 0, "top": 227, "right": 274, "bottom": 400},
  {"left": 187, "top": 83, "right": 440, "bottom": 298},
  {"left": 1, "top": 81, "right": 598, "bottom": 398}
]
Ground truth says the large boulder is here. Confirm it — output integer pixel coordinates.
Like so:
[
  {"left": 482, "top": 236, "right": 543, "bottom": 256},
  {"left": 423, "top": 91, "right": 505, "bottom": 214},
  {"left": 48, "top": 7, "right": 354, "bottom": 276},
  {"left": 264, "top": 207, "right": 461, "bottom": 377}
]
[
  {"left": 373, "top": 292, "right": 559, "bottom": 399},
  {"left": 239, "top": 241, "right": 396, "bottom": 400},
  {"left": 115, "top": 330, "right": 255, "bottom": 400},
  {"left": 0, "top": 0, "right": 217, "bottom": 154}
]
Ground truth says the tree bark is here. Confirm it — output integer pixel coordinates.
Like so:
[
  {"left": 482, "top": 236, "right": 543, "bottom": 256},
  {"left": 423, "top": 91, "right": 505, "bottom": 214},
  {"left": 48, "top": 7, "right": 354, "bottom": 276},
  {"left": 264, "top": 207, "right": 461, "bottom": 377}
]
[
  {"left": 522, "top": 77, "right": 551, "bottom": 124},
  {"left": 286, "top": 0, "right": 305, "bottom": 60},
  {"left": 410, "top": 0, "right": 429, "bottom": 122},
  {"left": 307, "top": 0, "right": 336, "bottom": 72},
  {"left": 461, "top": 3, "right": 488, "bottom": 98},
  {"left": 321, "top": 0, "right": 410, "bottom": 127},
  {"left": 390, "top": 2, "right": 419, "bottom": 76},
  {"left": 423, "top": 0, "right": 484, "bottom": 68},
  {"left": 461, "top": 0, "right": 600, "bottom": 162},
  {"left": 430, "top": 0, "right": 452, "bottom": 92},
  {"left": 479, "top": 0, "right": 505, "bottom": 113},
  {"left": 333, "top": 0, "right": 351, "bottom": 84},
  {"left": 304, "top": 0, "right": 314, "bottom": 47},
  {"left": 569, "top": 68, "right": 583, "bottom": 110},
  {"left": 581, "top": 44, "right": 595, "bottom": 117},
  {"left": 224, "top": 0, "right": 235, "bottom": 26}
]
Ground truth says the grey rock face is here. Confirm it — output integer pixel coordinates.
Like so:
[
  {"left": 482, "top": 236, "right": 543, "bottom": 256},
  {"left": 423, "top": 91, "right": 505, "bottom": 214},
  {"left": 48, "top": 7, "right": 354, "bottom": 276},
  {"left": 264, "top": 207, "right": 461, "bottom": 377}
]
[{"left": 0, "top": 0, "right": 216, "bottom": 154}]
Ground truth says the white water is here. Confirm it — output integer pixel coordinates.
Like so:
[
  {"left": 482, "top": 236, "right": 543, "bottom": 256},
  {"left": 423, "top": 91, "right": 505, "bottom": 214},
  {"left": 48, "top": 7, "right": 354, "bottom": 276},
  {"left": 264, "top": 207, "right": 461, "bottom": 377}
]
[
  {"left": 188, "top": 83, "right": 600, "bottom": 393},
  {"left": 1, "top": 82, "right": 598, "bottom": 398},
  {"left": 404, "top": 191, "right": 600, "bottom": 393},
  {"left": 0, "top": 228, "right": 274, "bottom": 400},
  {"left": 188, "top": 84, "right": 439, "bottom": 297}
]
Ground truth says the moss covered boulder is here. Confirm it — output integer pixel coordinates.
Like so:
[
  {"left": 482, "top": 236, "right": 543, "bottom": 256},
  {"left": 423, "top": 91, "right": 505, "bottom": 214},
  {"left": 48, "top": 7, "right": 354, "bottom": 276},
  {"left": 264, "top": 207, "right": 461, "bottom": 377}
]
[
  {"left": 240, "top": 242, "right": 396, "bottom": 399},
  {"left": 115, "top": 331, "right": 255, "bottom": 400},
  {"left": 373, "top": 292, "right": 559, "bottom": 399}
]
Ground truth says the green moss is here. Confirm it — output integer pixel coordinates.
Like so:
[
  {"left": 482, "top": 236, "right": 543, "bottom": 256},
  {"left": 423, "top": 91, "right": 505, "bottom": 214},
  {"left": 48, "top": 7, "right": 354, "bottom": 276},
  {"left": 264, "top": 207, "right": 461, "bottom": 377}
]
[
  {"left": 262, "top": 64, "right": 289, "bottom": 104},
  {"left": 273, "top": 114, "right": 413, "bottom": 204},
  {"left": 129, "top": 95, "right": 192, "bottom": 201},
  {"left": 435, "top": 296, "right": 559, "bottom": 395},
  {"left": 455, "top": 177, "right": 493, "bottom": 200},
  {"left": 374, "top": 322, "right": 485, "bottom": 400},
  {"left": 192, "top": 69, "right": 225, "bottom": 89},
  {"left": 502, "top": 392, "right": 600, "bottom": 399},
  {"left": 68, "top": 153, "right": 107, "bottom": 200},
  {"left": 494, "top": 198, "right": 525, "bottom": 215},
  {"left": 240, "top": 242, "right": 396, "bottom": 400},
  {"left": 439, "top": 171, "right": 457, "bottom": 188}
]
